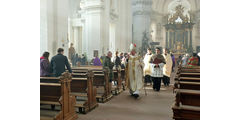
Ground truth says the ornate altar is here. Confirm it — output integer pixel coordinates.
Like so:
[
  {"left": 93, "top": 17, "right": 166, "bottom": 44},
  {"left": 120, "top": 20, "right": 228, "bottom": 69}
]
[{"left": 164, "top": 5, "right": 194, "bottom": 54}]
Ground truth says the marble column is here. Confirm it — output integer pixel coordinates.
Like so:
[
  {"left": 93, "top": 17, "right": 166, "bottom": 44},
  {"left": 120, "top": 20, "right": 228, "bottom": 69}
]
[
  {"left": 189, "top": 29, "right": 193, "bottom": 51},
  {"left": 165, "top": 30, "right": 168, "bottom": 48},
  {"left": 82, "top": 0, "right": 104, "bottom": 60},
  {"left": 132, "top": 0, "right": 152, "bottom": 51},
  {"left": 173, "top": 31, "right": 176, "bottom": 48},
  {"left": 185, "top": 30, "right": 188, "bottom": 49},
  {"left": 169, "top": 31, "right": 172, "bottom": 48},
  {"left": 73, "top": 27, "right": 79, "bottom": 52}
]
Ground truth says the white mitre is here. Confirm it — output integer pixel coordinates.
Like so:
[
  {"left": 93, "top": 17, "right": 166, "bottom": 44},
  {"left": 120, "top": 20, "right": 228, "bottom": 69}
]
[{"left": 130, "top": 43, "right": 136, "bottom": 51}]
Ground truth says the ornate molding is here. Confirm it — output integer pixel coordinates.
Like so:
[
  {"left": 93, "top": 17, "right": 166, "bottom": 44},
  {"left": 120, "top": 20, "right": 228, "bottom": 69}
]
[
  {"left": 133, "top": 10, "right": 151, "bottom": 16},
  {"left": 82, "top": 0, "right": 104, "bottom": 11},
  {"left": 110, "top": 10, "right": 118, "bottom": 21},
  {"left": 132, "top": 0, "right": 152, "bottom": 6}
]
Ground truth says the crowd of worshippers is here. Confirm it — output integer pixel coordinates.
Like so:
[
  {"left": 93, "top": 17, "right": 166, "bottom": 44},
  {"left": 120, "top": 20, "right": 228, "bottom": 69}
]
[
  {"left": 40, "top": 43, "right": 200, "bottom": 93},
  {"left": 143, "top": 48, "right": 200, "bottom": 91}
]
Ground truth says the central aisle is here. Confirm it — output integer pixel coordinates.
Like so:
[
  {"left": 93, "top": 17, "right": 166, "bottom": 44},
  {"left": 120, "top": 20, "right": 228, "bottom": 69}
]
[{"left": 78, "top": 86, "right": 175, "bottom": 120}]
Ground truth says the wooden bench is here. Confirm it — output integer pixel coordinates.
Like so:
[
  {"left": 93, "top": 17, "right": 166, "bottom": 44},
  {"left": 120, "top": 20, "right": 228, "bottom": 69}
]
[
  {"left": 120, "top": 69, "right": 126, "bottom": 90},
  {"left": 72, "top": 68, "right": 113, "bottom": 103},
  {"left": 175, "top": 89, "right": 200, "bottom": 107},
  {"left": 177, "top": 69, "right": 200, "bottom": 73},
  {"left": 40, "top": 72, "right": 78, "bottom": 120},
  {"left": 174, "top": 81, "right": 200, "bottom": 90},
  {"left": 172, "top": 89, "right": 200, "bottom": 120},
  {"left": 71, "top": 71, "right": 98, "bottom": 113},
  {"left": 177, "top": 72, "right": 200, "bottom": 78},
  {"left": 172, "top": 104, "right": 200, "bottom": 120},
  {"left": 112, "top": 68, "right": 123, "bottom": 95},
  {"left": 172, "top": 64, "right": 200, "bottom": 120},
  {"left": 175, "top": 77, "right": 200, "bottom": 82}
]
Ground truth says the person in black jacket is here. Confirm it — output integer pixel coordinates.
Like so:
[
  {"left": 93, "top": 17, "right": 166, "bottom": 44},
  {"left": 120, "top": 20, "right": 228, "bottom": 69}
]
[
  {"left": 50, "top": 48, "right": 72, "bottom": 77},
  {"left": 114, "top": 51, "right": 121, "bottom": 69}
]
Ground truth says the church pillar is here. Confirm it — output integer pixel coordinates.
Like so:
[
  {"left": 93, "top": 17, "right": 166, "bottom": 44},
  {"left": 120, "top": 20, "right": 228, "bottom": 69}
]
[
  {"left": 82, "top": 0, "right": 104, "bottom": 60},
  {"left": 165, "top": 30, "right": 168, "bottom": 48},
  {"left": 172, "top": 31, "right": 176, "bottom": 48},
  {"left": 41, "top": 0, "right": 69, "bottom": 58},
  {"left": 185, "top": 30, "right": 188, "bottom": 49},
  {"left": 189, "top": 29, "right": 193, "bottom": 51},
  {"left": 132, "top": 0, "right": 152, "bottom": 51},
  {"left": 73, "top": 27, "right": 79, "bottom": 53},
  {"left": 169, "top": 31, "right": 172, "bottom": 49}
]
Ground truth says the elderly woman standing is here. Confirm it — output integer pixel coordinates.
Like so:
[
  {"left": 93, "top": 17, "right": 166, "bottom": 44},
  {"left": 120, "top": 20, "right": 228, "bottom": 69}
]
[{"left": 40, "top": 52, "right": 50, "bottom": 77}]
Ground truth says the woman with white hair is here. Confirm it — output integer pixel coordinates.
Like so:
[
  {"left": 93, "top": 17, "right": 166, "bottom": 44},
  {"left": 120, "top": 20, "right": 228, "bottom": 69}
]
[{"left": 181, "top": 53, "right": 189, "bottom": 67}]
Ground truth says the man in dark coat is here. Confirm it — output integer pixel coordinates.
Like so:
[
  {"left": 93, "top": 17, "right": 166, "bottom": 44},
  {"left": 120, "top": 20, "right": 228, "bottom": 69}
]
[
  {"left": 50, "top": 48, "right": 72, "bottom": 77},
  {"left": 103, "top": 51, "right": 114, "bottom": 82}
]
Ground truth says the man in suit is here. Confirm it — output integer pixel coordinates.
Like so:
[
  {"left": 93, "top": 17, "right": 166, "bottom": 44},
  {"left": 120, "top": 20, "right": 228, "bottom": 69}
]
[{"left": 50, "top": 48, "right": 72, "bottom": 77}]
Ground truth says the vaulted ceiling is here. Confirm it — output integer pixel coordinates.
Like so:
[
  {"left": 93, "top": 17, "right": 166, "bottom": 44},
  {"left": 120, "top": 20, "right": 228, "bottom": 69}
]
[{"left": 152, "top": 0, "right": 200, "bottom": 15}]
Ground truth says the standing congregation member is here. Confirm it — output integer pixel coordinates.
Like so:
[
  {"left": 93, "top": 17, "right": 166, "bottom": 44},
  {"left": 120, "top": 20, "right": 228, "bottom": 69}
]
[
  {"left": 40, "top": 52, "right": 50, "bottom": 77},
  {"left": 100, "top": 54, "right": 106, "bottom": 64},
  {"left": 114, "top": 51, "right": 121, "bottom": 69},
  {"left": 163, "top": 48, "right": 173, "bottom": 87},
  {"left": 103, "top": 51, "right": 115, "bottom": 84},
  {"left": 93, "top": 55, "right": 102, "bottom": 66},
  {"left": 81, "top": 54, "right": 86, "bottom": 65},
  {"left": 50, "top": 48, "right": 72, "bottom": 77},
  {"left": 181, "top": 54, "right": 189, "bottom": 67},
  {"left": 143, "top": 48, "right": 153, "bottom": 84},
  {"left": 171, "top": 53, "right": 175, "bottom": 72},
  {"left": 149, "top": 47, "right": 166, "bottom": 92},
  {"left": 120, "top": 52, "right": 124, "bottom": 60},
  {"left": 68, "top": 43, "right": 76, "bottom": 64},
  {"left": 126, "top": 43, "right": 144, "bottom": 98},
  {"left": 187, "top": 53, "right": 199, "bottom": 66}
]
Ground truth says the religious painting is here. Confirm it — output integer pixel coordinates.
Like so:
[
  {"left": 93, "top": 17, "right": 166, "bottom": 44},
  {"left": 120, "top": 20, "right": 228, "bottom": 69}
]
[{"left": 93, "top": 50, "right": 98, "bottom": 57}]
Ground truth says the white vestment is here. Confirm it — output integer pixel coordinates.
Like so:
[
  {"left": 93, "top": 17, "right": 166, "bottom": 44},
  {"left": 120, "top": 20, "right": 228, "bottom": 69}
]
[
  {"left": 150, "top": 63, "right": 165, "bottom": 77},
  {"left": 163, "top": 54, "right": 173, "bottom": 77},
  {"left": 127, "top": 55, "right": 143, "bottom": 94},
  {"left": 143, "top": 53, "right": 153, "bottom": 76}
]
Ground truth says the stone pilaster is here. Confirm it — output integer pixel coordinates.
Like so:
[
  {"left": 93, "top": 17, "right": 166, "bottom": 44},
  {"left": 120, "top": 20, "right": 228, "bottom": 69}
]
[
  {"left": 82, "top": 0, "right": 104, "bottom": 60},
  {"left": 132, "top": 0, "right": 152, "bottom": 51}
]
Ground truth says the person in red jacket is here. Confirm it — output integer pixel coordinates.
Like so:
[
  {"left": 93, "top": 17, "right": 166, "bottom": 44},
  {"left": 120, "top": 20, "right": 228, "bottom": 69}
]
[{"left": 187, "top": 53, "right": 199, "bottom": 66}]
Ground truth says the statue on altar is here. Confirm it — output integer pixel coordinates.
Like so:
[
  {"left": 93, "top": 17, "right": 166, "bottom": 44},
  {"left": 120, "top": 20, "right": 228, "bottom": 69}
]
[{"left": 175, "top": 41, "right": 185, "bottom": 53}]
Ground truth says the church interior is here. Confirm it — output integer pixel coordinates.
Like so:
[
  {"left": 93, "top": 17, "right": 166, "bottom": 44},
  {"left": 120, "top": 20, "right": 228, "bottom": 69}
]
[{"left": 40, "top": 0, "right": 200, "bottom": 120}]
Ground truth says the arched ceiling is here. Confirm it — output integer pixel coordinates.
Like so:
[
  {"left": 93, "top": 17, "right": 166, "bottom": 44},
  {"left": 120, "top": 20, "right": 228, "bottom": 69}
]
[{"left": 152, "top": 0, "right": 200, "bottom": 15}]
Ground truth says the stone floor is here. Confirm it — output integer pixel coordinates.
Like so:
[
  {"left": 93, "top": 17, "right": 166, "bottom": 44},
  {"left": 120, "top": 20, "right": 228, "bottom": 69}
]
[
  {"left": 77, "top": 68, "right": 177, "bottom": 120},
  {"left": 77, "top": 86, "right": 175, "bottom": 120}
]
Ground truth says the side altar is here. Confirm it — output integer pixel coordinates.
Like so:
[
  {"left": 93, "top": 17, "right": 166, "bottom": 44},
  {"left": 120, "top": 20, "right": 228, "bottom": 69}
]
[{"left": 164, "top": 5, "right": 194, "bottom": 53}]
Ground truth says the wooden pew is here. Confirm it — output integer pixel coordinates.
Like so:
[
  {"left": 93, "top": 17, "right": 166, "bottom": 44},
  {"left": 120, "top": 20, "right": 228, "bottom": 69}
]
[
  {"left": 172, "top": 89, "right": 200, "bottom": 120},
  {"left": 40, "top": 72, "right": 78, "bottom": 120},
  {"left": 93, "top": 69, "right": 113, "bottom": 102},
  {"left": 175, "top": 89, "right": 200, "bottom": 107},
  {"left": 112, "top": 68, "right": 123, "bottom": 95},
  {"left": 178, "top": 72, "right": 200, "bottom": 78},
  {"left": 120, "top": 69, "right": 126, "bottom": 90},
  {"left": 172, "top": 104, "right": 200, "bottom": 120},
  {"left": 175, "top": 77, "right": 200, "bottom": 82},
  {"left": 71, "top": 71, "right": 98, "bottom": 113},
  {"left": 174, "top": 81, "right": 200, "bottom": 90},
  {"left": 72, "top": 68, "right": 113, "bottom": 103},
  {"left": 172, "top": 64, "right": 200, "bottom": 120},
  {"left": 177, "top": 68, "right": 200, "bottom": 73}
]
